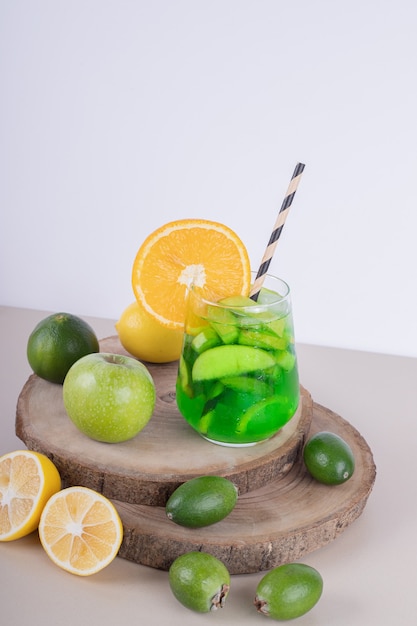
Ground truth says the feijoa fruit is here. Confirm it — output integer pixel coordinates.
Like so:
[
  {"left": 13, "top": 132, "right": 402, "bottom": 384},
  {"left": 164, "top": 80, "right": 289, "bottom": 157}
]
[
  {"left": 254, "top": 562, "right": 323, "bottom": 620},
  {"left": 169, "top": 551, "right": 230, "bottom": 613},
  {"left": 165, "top": 475, "right": 238, "bottom": 528},
  {"left": 303, "top": 431, "right": 355, "bottom": 485}
]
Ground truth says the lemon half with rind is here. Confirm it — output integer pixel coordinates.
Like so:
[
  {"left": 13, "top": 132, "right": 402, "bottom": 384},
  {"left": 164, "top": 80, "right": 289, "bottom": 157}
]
[
  {"left": 38, "top": 486, "right": 123, "bottom": 576},
  {"left": 0, "top": 450, "right": 61, "bottom": 542}
]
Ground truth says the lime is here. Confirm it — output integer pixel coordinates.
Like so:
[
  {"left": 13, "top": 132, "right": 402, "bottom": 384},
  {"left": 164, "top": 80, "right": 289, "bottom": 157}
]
[
  {"left": 27, "top": 312, "right": 99, "bottom": 384},
  {"left": 254, "top": 562, "right": 323, "bottom": 620},
  {"left": 303, "top": 431, "right": 355, "bottom": 485},
  {"left": 166, "top": 476, "right": 238, "bottom": 528},
  {"left": 169, "top": 551, "right": 230, "bottom": 612}
]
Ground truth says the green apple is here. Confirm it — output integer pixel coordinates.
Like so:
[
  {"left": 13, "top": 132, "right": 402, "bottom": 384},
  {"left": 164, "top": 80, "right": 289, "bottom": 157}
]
[{"left": 63, "top": 352, "right": 156, "bottom": 443}]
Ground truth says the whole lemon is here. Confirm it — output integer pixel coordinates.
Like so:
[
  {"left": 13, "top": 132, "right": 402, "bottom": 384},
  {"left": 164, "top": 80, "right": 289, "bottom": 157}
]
[{"left": 115, "top": 301, "right": 183, "bottom": 363}]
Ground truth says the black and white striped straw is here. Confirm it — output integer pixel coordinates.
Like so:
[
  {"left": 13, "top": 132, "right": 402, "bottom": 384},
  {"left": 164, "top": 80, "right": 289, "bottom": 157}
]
[{"left": 250, "top": 162, "right": 305, "bottom": 301}]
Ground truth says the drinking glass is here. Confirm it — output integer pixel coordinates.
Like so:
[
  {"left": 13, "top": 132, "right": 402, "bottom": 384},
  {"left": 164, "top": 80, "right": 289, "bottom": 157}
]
[{"left": 175, "top": 273, "right": 300, "bottom": 446}]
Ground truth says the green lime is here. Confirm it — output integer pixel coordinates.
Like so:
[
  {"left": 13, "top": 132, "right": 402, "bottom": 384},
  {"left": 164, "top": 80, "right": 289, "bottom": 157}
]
[
  {"left": 27, "top": 312, "right": 99, "bottom": 384},
  {"left": 303, "top": 431, "right": 355, "bottom": 485},
  {"left": 166, "top": 476, "right": 238, "bottom": 528},
  {"left": 169, "top": 551, "right": 230, "bottom": 613},
  {"left": 254, "top": 562, "right": 323, "bottom": 620}
]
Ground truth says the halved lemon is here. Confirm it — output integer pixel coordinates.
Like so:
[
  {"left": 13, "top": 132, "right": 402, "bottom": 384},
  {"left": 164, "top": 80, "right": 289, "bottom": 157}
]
[
  {"left": 38, "top": 486, "right": 123, "bottom": 576},
  {"left": 0, "top": 450, "right": 61, "bottom": 542},
  {"left": 131, "top": 219, "right": 251, "bottom": 330}
]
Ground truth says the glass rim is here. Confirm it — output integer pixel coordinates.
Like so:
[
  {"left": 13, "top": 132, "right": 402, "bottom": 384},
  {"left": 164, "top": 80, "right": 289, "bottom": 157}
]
[{"left": 190, "top": 272, "right": 291, "bottom": 311}]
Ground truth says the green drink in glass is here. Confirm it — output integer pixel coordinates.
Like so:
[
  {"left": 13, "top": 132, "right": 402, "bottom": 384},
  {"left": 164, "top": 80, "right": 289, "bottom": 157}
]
[{"left": 176, "top": 273, "right": 300, "bottom": 446}]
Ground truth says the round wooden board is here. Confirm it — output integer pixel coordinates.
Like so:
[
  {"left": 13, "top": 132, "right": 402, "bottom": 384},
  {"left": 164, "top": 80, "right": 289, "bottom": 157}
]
[
  {"left": 115, "top": 402, "right": 376, "bottom": 574},
  {"left": 15, "top": 336, "right": 376, "bottom": 574},
  {"left": 16, "top": 336, "right": 313, "bottom": 506}
]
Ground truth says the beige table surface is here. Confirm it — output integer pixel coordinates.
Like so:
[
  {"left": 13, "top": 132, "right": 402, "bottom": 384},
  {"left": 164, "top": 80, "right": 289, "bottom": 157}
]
[{"left": 1, "top": 305, "right": 416, "bottom": 625}]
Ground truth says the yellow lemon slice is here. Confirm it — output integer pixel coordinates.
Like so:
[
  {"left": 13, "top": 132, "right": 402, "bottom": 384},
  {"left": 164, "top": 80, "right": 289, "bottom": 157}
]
[
  {"left": 0, "top": 450, "right": 61, "bottom": 542},
  {"left": 38, "top": 486, "right": 123, "bottom": 576}
]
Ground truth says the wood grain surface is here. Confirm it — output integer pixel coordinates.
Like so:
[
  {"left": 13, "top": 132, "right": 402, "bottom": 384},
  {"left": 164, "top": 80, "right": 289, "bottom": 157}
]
[{"left": 115, "top": 401, "right": 376, "bottom": 574}]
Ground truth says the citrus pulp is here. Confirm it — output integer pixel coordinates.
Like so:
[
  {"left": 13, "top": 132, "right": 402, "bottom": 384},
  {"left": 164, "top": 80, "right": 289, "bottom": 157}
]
[
  {"left": 38, "top": 486, "right": 123, "bottom": 576},
  {"left": 131, "top": 219, "right": 251, "bottom": 330},
  {"left": 0, "top": 450, "right": 61, "bottom": 541}
]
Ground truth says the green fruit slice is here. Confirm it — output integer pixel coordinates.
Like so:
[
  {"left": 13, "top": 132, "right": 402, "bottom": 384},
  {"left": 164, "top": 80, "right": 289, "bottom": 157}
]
[
  {"left": 178, "top": 355, "right": 193, "bottom": 397},
  {"left": 236, "top": 395, "right": 289, "bottom": 434},
  {"left": 199, "top": 409, "right": 214, "bottom": 435},
  {"left": 191, "top": 327, "right": 221, "bottom": 353},
  {"left": 169, "top": 551, "right": 231, "bottom": 612},
  {"left": 220, "top": 376, "right": 271, "bottom": 395},
  {"left": 218, "top": 295, "right": 257, "bottom": 307},
  {"left": 239, "top": 327, "right": 288, "bottom": 350},
  {"left": 219, "top": 295, "right": 288, "bottom": 330},
  {"left": 192, "top": 345, "right": 276, "bottom": 381},
  {"left": 274, "top": 349, "right": 296, "bottom": 371},
  {"left": 206, "top": 380, "right": 225, "bottom": 399},
  {"left": 166, "top": 475, "right": 238, "bottom": 528},
  {"left": 207, "top": 306, "right": 239, "bottom": 344},
  {"left": 303, "top": 431, "right": 355, "bottom": 485},
  {"left": 254, "top": 563, "right": 323, "bottom": 620},
  {"left": 268, "top": 316, "right": 287, "bottom": 336}
]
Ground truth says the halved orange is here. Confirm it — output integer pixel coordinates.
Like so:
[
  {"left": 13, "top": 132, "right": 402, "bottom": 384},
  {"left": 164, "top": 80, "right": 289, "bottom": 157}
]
[
  {"left": 131, "top": 219, "right": 251, "bottom": 330},
  {"left": 0, "top": 450, "right": 61, "bottom": 542},
  {"left": 38, "top": 486, "right": 123, "bottom": 576}
]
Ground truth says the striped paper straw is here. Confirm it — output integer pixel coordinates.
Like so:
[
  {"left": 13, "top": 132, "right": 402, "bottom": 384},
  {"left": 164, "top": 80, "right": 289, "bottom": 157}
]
[{"left": 250, "top": 162, "right": 305, "bottom": 301}]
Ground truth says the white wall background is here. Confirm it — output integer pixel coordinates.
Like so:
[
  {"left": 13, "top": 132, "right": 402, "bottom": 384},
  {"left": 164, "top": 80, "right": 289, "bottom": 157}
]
[{"left": 1, "top": 0, "right": 416, "bottom": 357}]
